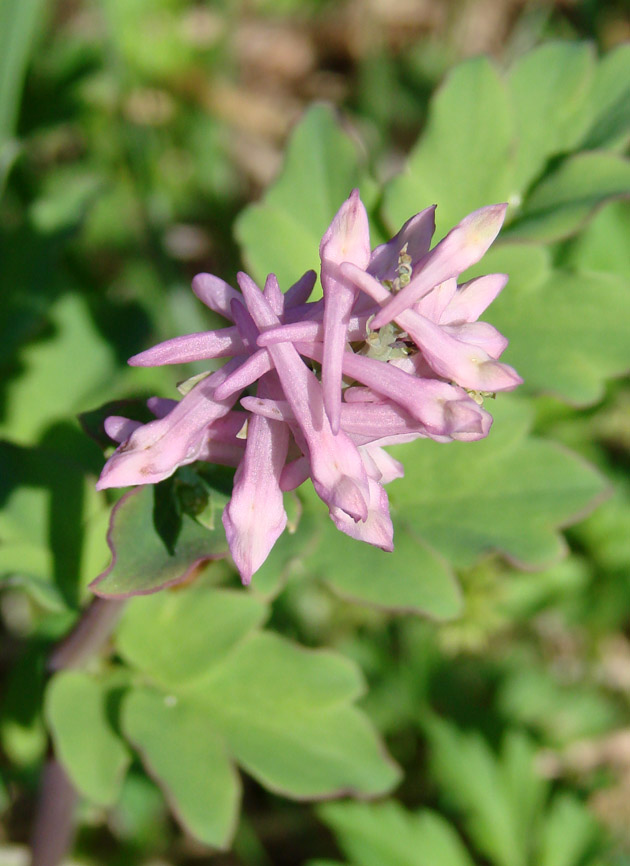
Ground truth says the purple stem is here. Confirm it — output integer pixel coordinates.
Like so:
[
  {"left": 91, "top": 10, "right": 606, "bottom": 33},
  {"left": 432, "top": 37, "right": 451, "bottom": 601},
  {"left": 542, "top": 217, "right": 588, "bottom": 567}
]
[
  {"left": 48, "top": 597, "right": 126, "bottom": 671},
  {"left": 30, "top": 598, "right": 126, "bottom": 866},
  {"left": 30, "top": 758, "right": 78, "bottom": 866}
]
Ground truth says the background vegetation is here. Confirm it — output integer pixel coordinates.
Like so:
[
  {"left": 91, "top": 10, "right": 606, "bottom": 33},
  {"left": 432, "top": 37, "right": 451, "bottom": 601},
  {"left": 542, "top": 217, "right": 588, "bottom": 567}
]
[{"left": 2, "top": 1, "right": 630, "bottom": 864}]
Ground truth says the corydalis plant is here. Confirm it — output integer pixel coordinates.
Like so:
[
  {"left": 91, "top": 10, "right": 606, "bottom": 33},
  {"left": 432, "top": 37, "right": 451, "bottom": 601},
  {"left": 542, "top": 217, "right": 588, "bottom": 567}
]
[{"left": 97, "top": 192, "right": 521, "bottom": 583}]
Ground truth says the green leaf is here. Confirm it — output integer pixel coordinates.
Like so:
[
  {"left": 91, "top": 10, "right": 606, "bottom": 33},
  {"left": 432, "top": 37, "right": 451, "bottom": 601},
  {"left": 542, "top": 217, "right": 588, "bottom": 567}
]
[
  {"left": 318, "top": 800, "right": 475, "bottom": 866},
  {"left": 581, "top": 43, "right": 630, "bottom": 150},
  {"left": 506, "top": 152, "right": 630, "bottom": 242},
  {"left": 383, "top": 57, "right": 514, "bottom": 239},
  {"left": 190, "top": 631, "right": 400, "bottom": 798},
  {"left": 116, "top": 584, "right": 399, "bottom": 827},
  {"left": 307, "top": 510, "right": 462, "bottom": 619},
  {"left": 507, "top": 42, "right": 594, "bottom": 192},
  {"left": 236, "top": 104, "right": 377, "bottom": 294},
  {"left": 497, "top": 666, "right": 620, "bottom": 745},
  {"left": 29, "top": 169, "right": 103, "bottom": 234},
  {"left": 538, "top": 794, "right": 599, "bottom": 866},
  {"left": 122, "top": 686, "right": 240, "bottom": 850},
  {"left": 565, "top": 199, "right": 630, "bottom": 281},
  {"left": 0, "top": 0, "right": 47, "bottom": 190},
  {"left": 1, "top": 643, "right": 48, "bottom": 767},
  {"left": 0, "top": 440, "right": 109, "bottom": 609},
  {"left": 390, "top": 399, "right": 606, "bottom": 569},
  {"left": 0, "top": 293, "right": 117, "bottom": 445},
  {"left": 426, "top": 719, "right": 535, "bottom": 866},
  {"left": 45, "top": 671, "right": 130, "bottom": 806},
  {"left": 116, "top": 583, "right": 267, "bottom": 688},
  {"left": 90, "top": 485, "right": 230, "bottom": 598},
  {"left": 479, "top": 245, "right": 630, "bottom": 404}
]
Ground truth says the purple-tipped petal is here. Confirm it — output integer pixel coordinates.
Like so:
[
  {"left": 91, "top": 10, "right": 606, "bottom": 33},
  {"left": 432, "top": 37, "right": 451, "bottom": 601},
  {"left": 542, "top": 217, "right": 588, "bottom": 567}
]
[
  {"left": 104, "top": 416, "right": 142, "bottom": 443},
  {"left": 371, "top": 204, "right": 508, "bottom": 329},
  {"left": 331, "top": 478, "right": 394, "bottom": 551},
  {"left": 368, "top": 205, "right": 436, "bottom": 280},
  {"left": 285, "top": 270, "right": 317, "bottom": 308},
  {"left": 147, "top": 397, "right": 177, "bottom": 418},
  {"left": 192, "top": 273, "right": 241, "bottom": 321},
  {"left": 230, "top": 298, "right": 259, "bottom": 346},
  {"left": 129, "top": 327, "right": 246, "bottom": 366}
]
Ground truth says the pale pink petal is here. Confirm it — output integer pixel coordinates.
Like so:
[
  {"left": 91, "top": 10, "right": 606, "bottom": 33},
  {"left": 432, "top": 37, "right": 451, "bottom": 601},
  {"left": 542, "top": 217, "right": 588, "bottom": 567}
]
[
  {"left": 213, "top": 349, "right": 274, "bottom": 400},
  {"left": 192, "top": 273, "right": 241, "bottom": 321},
  {"left": 343, "top": 386, "right": 384, "bottom": 403},
  {"left": 222, "top": 387, "right": 289, "bottom": 584},
  {"left": 414, "top": 278, "right": 458, "bottom": 322},
  {"left": 296, "top": 340, "right": 491, "bottom": 440},
  {"left": 339, "top": 263, "right": 520, "bottom": 392},
  {"left": 197, "top": 440, "right": 245, "bottom": 467},
  {"left": 359, "top": 444, "right": 405, "bottom": 484},
  {"left": 257, "top": 313, "right": 369, "bottom": 348},
  {"left": 263, "top": 272, "right": 285, "bottom": 315},
  {"left": 440, "top": 273, "right": 508, "bottom": 324},
  {"left": 370, "top": 204, "right": 508, "bottom": 329},
  {"left": 129, "top": 327, "right": 246, "bottom": 366},
  {"left": 280, "top": 456, "right": 310, "bottom": 491},
  {"left": 320, "top": 190, "right": 372, "bottom": 434},
  {"left": 388, "top": 308, "right": 521, "bottom": 392},
  {"left": 96, "top": 360, "right": 241, "bottom": 489},
  {"left": 240, "top": 395, "right": 294, "bottom": 423},
  {"left": 443, "top": 321, "right": 508, "bottom": 359}
]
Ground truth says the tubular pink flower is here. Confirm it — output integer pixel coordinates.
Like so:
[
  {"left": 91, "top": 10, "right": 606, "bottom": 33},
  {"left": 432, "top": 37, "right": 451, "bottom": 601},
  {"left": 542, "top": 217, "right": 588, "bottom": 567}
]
[
  {"left": 128, "top": 327, "right": 247, "bottom": 366},
  {"left": 340, "top": 261, "right": 522, "bottom": 393},
  {"left": 370, "top": 204, "right": 508, "bottom": 329},
  {"left": 330, "top": 478, "right": 394, "bottom": 551},
  {"left": 320, "top": 189, "right": 372, "bottom": 434},
  {"left": 96, "top": 192, "right": 520, "bottom": 584},
  {"left": 192, "top": 273, "right": 241, "bottom": 320},
  {"left": 222, "top": 378, "right": 289, "bottom": 584},
  {"left": 96, "top": 362, "right": 241, "bottom": 490},
  {"left": 237, "top": 271, "right": 370, "bottom": 521},
  {"left": 295, "top": 340, "right": 492, "bottom": 440}
]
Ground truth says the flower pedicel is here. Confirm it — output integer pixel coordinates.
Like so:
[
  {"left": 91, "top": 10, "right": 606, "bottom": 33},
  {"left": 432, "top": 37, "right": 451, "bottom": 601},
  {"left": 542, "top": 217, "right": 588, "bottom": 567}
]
[{"left": 97, "top": 191, "right": 522, "bottom": 583}]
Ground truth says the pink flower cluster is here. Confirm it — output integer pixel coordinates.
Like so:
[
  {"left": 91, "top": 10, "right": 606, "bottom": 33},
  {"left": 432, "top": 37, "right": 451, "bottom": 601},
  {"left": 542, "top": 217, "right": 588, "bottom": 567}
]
[{"left": 97, "top": 192, "right": 521, "bottom": 583}]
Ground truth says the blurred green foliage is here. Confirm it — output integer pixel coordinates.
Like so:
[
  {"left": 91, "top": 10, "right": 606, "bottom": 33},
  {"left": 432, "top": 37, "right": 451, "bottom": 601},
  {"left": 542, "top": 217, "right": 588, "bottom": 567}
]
[{"left": 2, "top": 1, "right": 630, "bottom": 865}]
